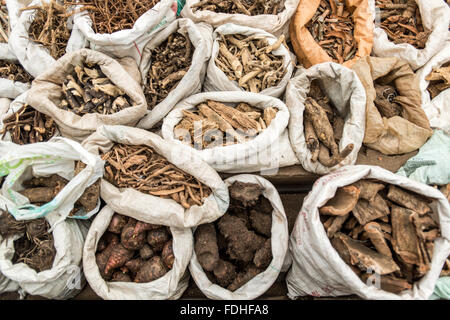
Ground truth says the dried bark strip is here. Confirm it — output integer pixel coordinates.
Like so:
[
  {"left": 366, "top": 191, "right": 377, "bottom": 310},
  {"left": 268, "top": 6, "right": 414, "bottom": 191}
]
[{"left": 425, "top": 63, "right": 450, "bottom": 99}]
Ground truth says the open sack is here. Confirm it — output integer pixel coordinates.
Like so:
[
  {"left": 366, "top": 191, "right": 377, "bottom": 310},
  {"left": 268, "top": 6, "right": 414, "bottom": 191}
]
[
  {"left": 137, "top": 18, "right": 213, "bottom": 130},
  {"left": 352, "top": 55, "right": 433, "bottom": 155},
  {"left": 25, "top": 49, "right": 147, "bottom": 142},
  {"left": 83, "top": 205, "right": 192, "bottom": 300},
  {"left": 285, "top": 62, "right": 366, "bottom": 175},
  {"left": 189, "top": 174, "right": 289, "bottom": 300},
  {"left": 287, "top": 165, "right": 450, "bottom": 300},
  {"left": 81, "top": 125, "right": 229, "bottom": 228}
]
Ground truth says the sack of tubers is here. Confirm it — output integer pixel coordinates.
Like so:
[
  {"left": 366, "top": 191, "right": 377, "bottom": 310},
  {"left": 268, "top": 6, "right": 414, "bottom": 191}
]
[
  {"left": 204, "top": 23, "right": 294, "bottom": 98},
  {"left": 83, "top": 205, "right": 192, "bottom": 300},
  {"left": 25, "top": 49, "right": 147, "bottom": 142},
  {"left": 0, "top": 207, "right": 89, "bottom": 299},
  {"left": 372, "top": 0, "right": 450, "bottom": 70},
  {"left": 352, "top": 56, "right": 433, "bottom": 155},
  {"left": 190, "top": 174, "right": 289, "bottom": 299},
  {"left": 289, "top": 0, "right": 374, "bottom": 68},
  {"left": 181, "top": 0, "right": 300, "bottom": 37},
  {"left": 82, "top": 125, "right": 229, "bottom": 228},
  {"left": 72, "top": 0, "right": 178, "bottom": 64},
  {"left": 285, "top": 62, "right": 366, "bottom": 174},
  {"left": 415, "top": 43, "right": 450, "bottom": 132},
  {"left": 162, "top": 91, "right": 297, "bottom": 173},
  {"left": 0, "top": 137, "right": 104, "bottom": 222},
  {"left": 287, "top": 165, "right": 450, "bottom": 299},
  {"left": 137, "top": 18, "right": 213, "bottom": 130}
]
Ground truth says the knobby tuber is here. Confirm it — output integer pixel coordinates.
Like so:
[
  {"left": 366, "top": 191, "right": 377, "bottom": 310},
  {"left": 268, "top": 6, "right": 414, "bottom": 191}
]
[{"left": 194, "top": 223, "right": 220, "bottom": 271}]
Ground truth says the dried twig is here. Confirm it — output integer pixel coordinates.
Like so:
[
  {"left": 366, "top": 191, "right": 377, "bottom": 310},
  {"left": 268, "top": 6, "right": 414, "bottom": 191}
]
[
  {"left": 192, "top": 0, "right": 285, "bottom": 15},
  {"left": 0, "top": 60, "right": 34, "bottom": 82},
  {"left": 0, "top": 0, "right": 10, "bottom": 43}
]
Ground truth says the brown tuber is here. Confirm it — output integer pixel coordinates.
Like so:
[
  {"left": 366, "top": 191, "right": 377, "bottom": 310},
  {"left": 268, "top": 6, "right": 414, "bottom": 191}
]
[
  {"left": 194, "top": 223, "right": 220, "bottom": 272},
  {"left": 134, "top": 256, "right": 168, "bottom": 283}
]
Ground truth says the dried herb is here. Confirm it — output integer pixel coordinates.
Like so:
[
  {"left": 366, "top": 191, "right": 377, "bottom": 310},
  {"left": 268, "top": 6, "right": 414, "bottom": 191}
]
[
  {"left": 376, "top": 0, "right": 430, "bottom": 49},
  {"left": 58, "top": 62, "right": 133, "bottom": 115},
  {"left": 216, "top": 33, "right": 287, "bottom": 93},
  {"left": 101, "top": 143, "right": 212, "bottom": 209},
  {"left": 425, "top": 62, "right": 450, "bottom": 99},
  {"left": 191, "top": 0, "right": 285, "bottom": 15},
  {"left": 307, "top": 0, "right": 358, "bottom": 64},
  {"left": 1, "top": 104, "right": 57, "bottom": 144},
  {"left": 0, "top": 0, "right": 10, "bottom": 43},
  {"left": 145, "top": 32, "right": 193, "bottom": 110},
  {"left": 0, "top": 60, "right": 34, "bottom": 83}
]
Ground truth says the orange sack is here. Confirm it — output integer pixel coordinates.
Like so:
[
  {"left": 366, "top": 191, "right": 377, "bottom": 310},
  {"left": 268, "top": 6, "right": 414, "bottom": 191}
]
[{"left": 289, "top": 0, "right": 374, "bottom": 68}]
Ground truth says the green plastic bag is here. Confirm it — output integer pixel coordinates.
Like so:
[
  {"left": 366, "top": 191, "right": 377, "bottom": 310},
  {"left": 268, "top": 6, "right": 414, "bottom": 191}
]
[{"left": 430, "top": 277, "right": 450, "bottom": 300}]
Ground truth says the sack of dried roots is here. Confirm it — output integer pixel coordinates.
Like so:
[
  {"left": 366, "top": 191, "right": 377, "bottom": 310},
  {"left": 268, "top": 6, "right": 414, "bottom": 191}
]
[
  {"left": 25, "top": 49, "right": 147, "bottom": 142},
  {"left": 287, "top": 165, "right": 450, "bottom": 300}
]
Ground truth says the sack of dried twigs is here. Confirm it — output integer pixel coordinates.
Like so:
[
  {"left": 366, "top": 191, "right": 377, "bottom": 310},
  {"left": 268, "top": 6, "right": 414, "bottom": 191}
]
[
  {"left": 285, "top": 62, "right": 366, "bottom": 175},
  {"left": 352, "top": 56, "right": 433, "bottom": 155},
  {"left": 287, "top": 165, "right": 450, "bottom": 300},
  {"left": 82, "top": 125, "right": 230, "bottom": 228},
  {"left": 137, "top": 18, "right": 213, "bottom": 130},
  {"left": 204, "top": 23, "right": 294, "bottom": 98},
  {"left": 189, "top": 174, "right": 289, "bottom": 300},
  {"left": 415, "top": 43, "right": 450, "bottom": 133},
  {"left": 83, "top": 205, "right": 192, "bottom": 300},
  {"left": 0, "top": 208, "right": 89, "bottom": 299},
  {"left": 373, "top": 0, "right": 450, "bottom": 71},
  {"left": 72, "top": 0, "right": 178, "bottom": 64},
  {"left": 161, "top": 91, "right": 297, "bottom": 173},
  {"left": 181, "top": 0, "right": 300, "bottom": 37},
  {"left": 289, "top": 0, "right": 374, "bottom": 68},
  {"left": 25, "top": 49, "right": 147, "bottom": 142}
]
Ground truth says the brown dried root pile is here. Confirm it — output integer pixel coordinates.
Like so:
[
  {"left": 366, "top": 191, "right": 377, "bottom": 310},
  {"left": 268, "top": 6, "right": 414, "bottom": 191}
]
[
  {"left": 425, "top": 63, "right": 450, "bottom": 99},
  {"left": 71, "top": 0, "right": 161, "bottom": 34},
  {"left": 307, "top": 0, "right": 357, "bottom": 64},
  {"left": 376, "top": 0, "right": 430, "bottom": 49},
  {"left": 0, "top": 211, "right": 56, "bottom": 273},
  {"left": 21, "top": 0, "right": 71, "bottom": 60},
  {"left": 439, "top": 184, "right": 450, "bottom": 276},
  {"left": 320, "top": 180, "right": 440, "bottom": 294},
  {"left": 216, "top": 34, "right": 287, "bottom": 93},
  {"left": 145, "top": 32, "right": 193, "bottom": 110},
  {"left": 194, "top": 181, "right": 273, "bottom": 291},
  {"left": 192, "top": 0, "right": 285, "bottom": 15},
  {"left": 96, "top": 213, "right": 173, "bottom": 282},
  {"left": 1, "top": 104, "right": 57, "bottom": 144},
  {"left": 175, "top": 100, "right": 278, "bottom": 149},
  {"left": 0, "top": 1, "right": 10, "bottom": 43},
  {"left": 0, "top": 60, "right": 34, "bottom": 83},
  {"left": 304, "top": 80, "right": 354, "bottom": 167},
  {"left": 58, "top": 62, "right": 133, "bottom": 116},
  {"left": 101, "top": 143, "right": 212, "bottom": 209}
]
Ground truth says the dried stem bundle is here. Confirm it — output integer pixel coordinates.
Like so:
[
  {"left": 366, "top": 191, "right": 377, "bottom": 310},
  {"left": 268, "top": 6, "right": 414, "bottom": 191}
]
[
  {"left": 70, "top": 0, "right": 161, "bottom": 34},
  {"left": 376, "top": 0, "right": 430, "bottom": 49},
  {"left": 192, "top": 0, "right": 285, "bottom": 15},
  {"left": 216, "top": 33, "right": 287, "bottom": 93},
  {"left": 1, "top": 104, "right": 57, "bottom": 144},
  {"left": 425, "top": 63, "right": 450, "bottom": 99},
  {"left": 307, "top": 0, "right": 357, "bottom": 64},
  {"left": 101, "top": 143, "right": 212, "bottom": 209},
  {"left": 174, "top": 100, "right": 278, "bottom": 149},
  {"left": 0, "top": 60, "right": 34, "bottom": 83},
  {"left": 22, "top": 0, "right": 71, "bottom": 60},
  {"left": 0, "top": 0, "right": 10, "bottom": 43},
  {"left": 145, "top": 32, "right": 193, "bottom": 110},
  {"left": 58, "top": 62, "right": 133, "bottom": 115}
]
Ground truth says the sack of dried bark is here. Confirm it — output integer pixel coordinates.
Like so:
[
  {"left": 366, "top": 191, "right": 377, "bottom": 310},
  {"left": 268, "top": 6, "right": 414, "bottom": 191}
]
[
  {"left": 373, "top": 0, "right": 450, "bottom": 70},
  {"left": 0, "top": 208, "right": 89, "bottom": 299},
  {"left": 204, "top": 23, "right": 294, "bottom": 98},
  {"left": 289, "top": 0, "right": 375, "bottom": 68},
  {"left": 0, "top": 136, "right": 104, "bottom": 222},
  {"left": 82, "top": 125, "right": 229, "bottom": 228},
  {"left": 189, "top": 174, "right": 289, "bottom": 299},
  {"left": 25, "top": 49, "right": 147, "bottom": 142},
  {"left": 415, "top": 43, "right": 450, "bottom": 133},
  {"left": 161, "top": 91, "right": 296, "bottom": 173},
  {"left": 285, "top": 62, "right": 366, "bottom": 175},
  {"left": 83, "top": 205, "right": 192, "bottom": 300},
  {"left": 181, "top": 0, "right": 300, "bottom": 37},
  {"left": 287, "top": 165, "right": 450, "bottom": 300},
  {"left": 137, "top": 18, "right": 213, "bottom": 130},
  {"left": 352, "top": 56, "right": 433, "bottom": 155},
  {"left": 72, "top": 0, "right": 178, "bottom": 65}
]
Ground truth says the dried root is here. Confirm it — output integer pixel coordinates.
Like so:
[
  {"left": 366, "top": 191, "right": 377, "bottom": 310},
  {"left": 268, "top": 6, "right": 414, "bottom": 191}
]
[
  {"left": 374, "top": 84, "right": 402, "bottom": 118},
  {"left": 101, "top": 143, "right": 212, "bottom": 209},
  {"left": 191, "top": 0, "right": 285, "bottom": 15},
  {"left": 0, "top": 1, "right": 10, "bottom": 43},
  {"left": 425, "top": 63, "right": 450, "bottom": 99},
  {"left": 216, "top": 33, "right": 287, "bottom": 92},
  {"left": 0, "top": 61, "right": 34, "bottom": 83}
]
